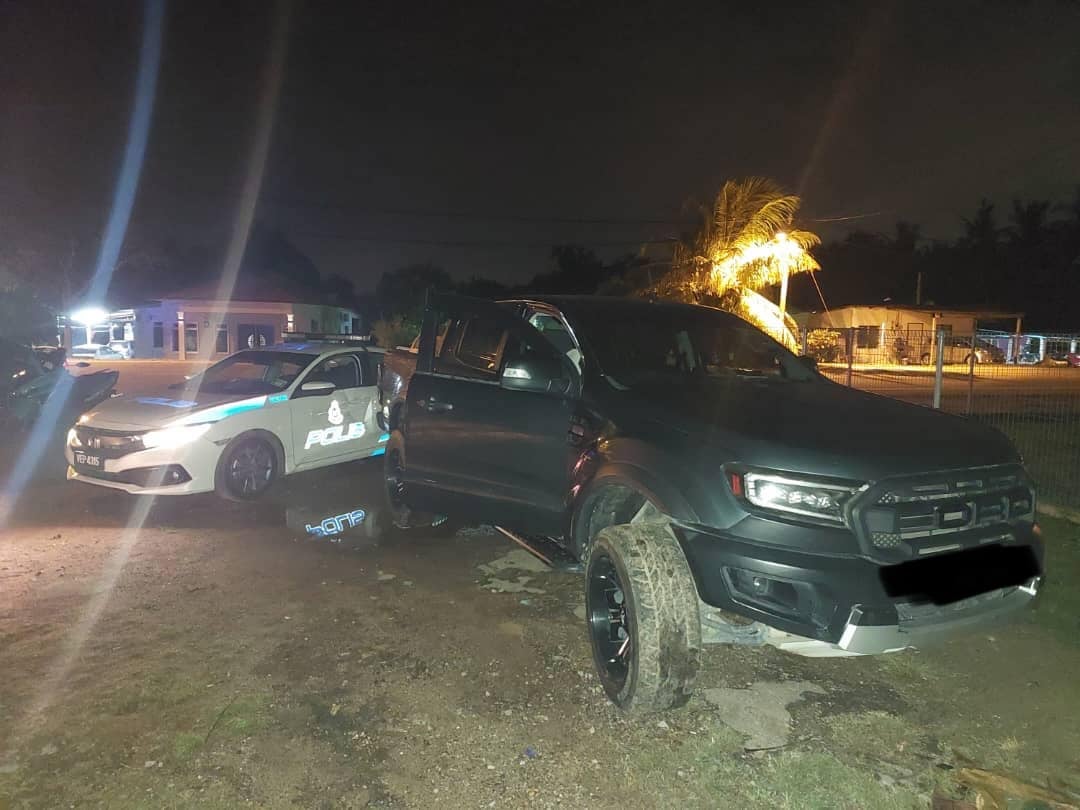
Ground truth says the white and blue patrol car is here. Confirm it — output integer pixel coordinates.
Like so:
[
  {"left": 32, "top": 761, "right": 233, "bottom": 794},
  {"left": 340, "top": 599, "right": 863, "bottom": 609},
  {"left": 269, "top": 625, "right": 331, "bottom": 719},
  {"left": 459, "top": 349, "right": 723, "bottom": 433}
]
[{"left": 65, "top": 337, "right": 388, "bottom": 499}]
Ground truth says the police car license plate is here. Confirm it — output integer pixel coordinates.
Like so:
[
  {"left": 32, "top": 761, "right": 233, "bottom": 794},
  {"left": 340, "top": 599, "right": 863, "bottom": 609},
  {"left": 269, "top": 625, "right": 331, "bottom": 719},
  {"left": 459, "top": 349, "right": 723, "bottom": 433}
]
[{"left": 73, "top": 451, "right": 103, "bottom": 470}]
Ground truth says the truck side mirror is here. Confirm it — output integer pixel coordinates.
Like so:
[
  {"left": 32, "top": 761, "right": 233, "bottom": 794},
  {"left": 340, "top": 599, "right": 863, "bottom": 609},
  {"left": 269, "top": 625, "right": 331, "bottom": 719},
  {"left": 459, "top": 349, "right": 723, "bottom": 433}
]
[{"left": 501, "top": 355, "right": 569, "bottom": 395}]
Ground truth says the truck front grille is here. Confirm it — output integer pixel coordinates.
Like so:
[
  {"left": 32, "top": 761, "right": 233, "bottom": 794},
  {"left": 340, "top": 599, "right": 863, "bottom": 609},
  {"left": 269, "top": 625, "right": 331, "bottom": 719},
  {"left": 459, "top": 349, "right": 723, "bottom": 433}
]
[{"left": 851, "top": 465, "right": 1034, "bottom": 560}]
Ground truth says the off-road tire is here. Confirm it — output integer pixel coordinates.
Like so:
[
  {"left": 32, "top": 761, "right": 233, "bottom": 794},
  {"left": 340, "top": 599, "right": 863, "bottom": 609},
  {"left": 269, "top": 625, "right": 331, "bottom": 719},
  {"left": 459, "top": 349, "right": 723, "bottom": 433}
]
[
  {"left": 587, "top": 520, "right": 702, "bottom": 714},
  {"left": 382, "top": 430, "right": 459, "bottom": 538},
  {"left": 383, "top": 430, "right": 413, "bottom": 529}
]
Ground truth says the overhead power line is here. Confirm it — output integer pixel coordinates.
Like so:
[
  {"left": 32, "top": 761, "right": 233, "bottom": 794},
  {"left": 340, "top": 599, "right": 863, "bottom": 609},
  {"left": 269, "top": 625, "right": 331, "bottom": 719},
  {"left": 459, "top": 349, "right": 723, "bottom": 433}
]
[
  {"left": 292, "top": 232, "right": 679, "bottom": 249},
  {"left": 261, "top": 197, "right": 689, "bottom": 225},
  {"left": 262, "top": 196, "right": 884, "bottom": 228}
]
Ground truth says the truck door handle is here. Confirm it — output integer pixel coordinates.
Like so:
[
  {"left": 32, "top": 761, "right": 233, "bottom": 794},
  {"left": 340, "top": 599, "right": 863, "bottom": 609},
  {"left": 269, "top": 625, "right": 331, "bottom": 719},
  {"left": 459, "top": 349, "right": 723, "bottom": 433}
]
[{"left": 418, "top": 398, "right": 453, "bottom": 413}]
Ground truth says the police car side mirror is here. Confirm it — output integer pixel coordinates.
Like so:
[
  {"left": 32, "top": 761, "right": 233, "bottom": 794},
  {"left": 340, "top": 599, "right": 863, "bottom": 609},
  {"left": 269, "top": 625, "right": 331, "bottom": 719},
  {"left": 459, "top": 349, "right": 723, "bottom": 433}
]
[{"left": 299, "top": 381, "right": 335, "bottom": 397}]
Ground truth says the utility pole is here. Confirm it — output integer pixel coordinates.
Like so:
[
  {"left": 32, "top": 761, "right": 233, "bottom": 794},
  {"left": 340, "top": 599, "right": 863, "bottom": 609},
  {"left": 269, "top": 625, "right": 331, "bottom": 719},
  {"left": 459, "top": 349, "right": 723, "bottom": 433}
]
[
  {"left": 778, "top": 264, "right": 790, "bottom": 322},
  {"left": 915, "top": 271, "right": 923, "bottom": 306},
  {"left": 776, "top": 232, "right": 790, "bottom": 323}
]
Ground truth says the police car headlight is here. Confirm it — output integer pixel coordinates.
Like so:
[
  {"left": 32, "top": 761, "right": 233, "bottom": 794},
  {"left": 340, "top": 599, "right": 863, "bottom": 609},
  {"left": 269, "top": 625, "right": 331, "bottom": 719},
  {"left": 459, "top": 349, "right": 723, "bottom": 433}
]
[{"left": 141, "top": 423, "right": 211, "bottom": 450}]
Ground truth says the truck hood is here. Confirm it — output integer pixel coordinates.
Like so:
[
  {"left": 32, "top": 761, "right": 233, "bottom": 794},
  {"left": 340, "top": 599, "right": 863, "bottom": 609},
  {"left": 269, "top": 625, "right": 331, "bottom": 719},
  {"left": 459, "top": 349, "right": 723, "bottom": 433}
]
[
  {"left": 619, "top": 378, "right": 1020, "bottom": 482},
  {"left": 78, "top": 389, "right": 274, "bottom": 431}
]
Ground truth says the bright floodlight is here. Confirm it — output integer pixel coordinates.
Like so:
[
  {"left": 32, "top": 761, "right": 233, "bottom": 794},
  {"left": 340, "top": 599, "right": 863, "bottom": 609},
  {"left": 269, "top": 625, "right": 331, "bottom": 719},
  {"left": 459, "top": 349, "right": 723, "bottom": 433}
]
[{"left": 71, "top": 307, "right": 107, "bottom": 325}]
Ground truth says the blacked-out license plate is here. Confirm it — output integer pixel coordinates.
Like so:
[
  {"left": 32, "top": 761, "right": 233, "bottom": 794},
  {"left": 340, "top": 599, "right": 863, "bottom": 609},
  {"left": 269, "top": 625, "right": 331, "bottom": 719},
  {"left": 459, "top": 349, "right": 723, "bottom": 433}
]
[{"left": 73, "top": 451, "right": 103, "bottom": 470}]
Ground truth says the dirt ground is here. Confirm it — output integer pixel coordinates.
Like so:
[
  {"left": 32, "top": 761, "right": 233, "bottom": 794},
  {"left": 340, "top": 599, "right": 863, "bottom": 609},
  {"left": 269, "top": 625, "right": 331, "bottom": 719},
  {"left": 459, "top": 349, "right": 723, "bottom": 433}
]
[{"left": 2, "top": 460, "right": 1079, "bottom": 809}]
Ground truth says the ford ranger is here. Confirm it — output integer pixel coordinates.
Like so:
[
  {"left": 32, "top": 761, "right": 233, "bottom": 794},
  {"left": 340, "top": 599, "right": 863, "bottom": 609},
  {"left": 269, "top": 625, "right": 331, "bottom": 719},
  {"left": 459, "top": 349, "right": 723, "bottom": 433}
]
[{"left": 380, "top": 293, "right": 1043, "bottom": 713}]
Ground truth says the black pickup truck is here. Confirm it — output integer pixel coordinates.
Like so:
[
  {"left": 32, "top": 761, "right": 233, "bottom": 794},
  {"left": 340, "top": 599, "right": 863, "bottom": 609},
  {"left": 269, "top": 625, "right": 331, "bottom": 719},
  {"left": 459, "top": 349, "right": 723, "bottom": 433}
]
[{"left": 380, "top": 294, "right": 1043, "bottom": 713}]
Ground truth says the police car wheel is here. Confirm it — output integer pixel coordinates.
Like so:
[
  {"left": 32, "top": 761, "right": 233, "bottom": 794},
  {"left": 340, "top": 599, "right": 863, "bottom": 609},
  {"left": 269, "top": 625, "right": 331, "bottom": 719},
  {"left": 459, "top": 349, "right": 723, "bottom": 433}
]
[{"left": 218, "top": 435, "right": 278, "bottom": 501}]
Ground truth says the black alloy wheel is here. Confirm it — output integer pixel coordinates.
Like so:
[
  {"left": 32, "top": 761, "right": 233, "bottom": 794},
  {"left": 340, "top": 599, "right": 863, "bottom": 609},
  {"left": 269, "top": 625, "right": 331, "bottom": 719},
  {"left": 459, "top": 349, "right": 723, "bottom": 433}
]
[
  {"left": 385, "top": 448, "right": 406, "bottom": 510},
  {"left": 587, "top": 552, "right": 632, "bottom": 693},
  {"left": 224, "top": 438, "right": 276, "bottom": 499}
]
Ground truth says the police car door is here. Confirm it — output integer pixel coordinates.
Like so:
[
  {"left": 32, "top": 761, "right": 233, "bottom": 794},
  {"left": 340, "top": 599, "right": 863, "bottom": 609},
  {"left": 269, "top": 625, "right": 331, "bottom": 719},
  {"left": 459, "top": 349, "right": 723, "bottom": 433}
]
[{"left": 290, "top": 353, "right": 377, "bottom": 469}]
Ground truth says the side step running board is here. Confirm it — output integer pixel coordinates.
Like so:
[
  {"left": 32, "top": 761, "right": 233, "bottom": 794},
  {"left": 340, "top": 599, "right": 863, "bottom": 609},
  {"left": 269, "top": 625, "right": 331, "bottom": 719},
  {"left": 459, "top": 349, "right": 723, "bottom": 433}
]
[{"left": 494, "top": 527, "right": 584, "bottom": 574}]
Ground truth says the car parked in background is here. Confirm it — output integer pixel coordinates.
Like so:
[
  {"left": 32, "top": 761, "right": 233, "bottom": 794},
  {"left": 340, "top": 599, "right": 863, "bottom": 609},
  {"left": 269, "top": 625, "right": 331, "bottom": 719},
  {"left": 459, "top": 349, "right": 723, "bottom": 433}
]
[
  {"left": 920, "top": 336, "right": 1005, "bottom": 365},
  {"left": 31, "top": 344, "right": 67, "bottom": 371},
  {"left": 2, "top": 339, "right": 117, "bottom": 431},
  {"left": 66, "top": 336, "right": 387, "bottom": 500},
  {"left": 70, "top": 340, "right": 133, "bottom": 360}
]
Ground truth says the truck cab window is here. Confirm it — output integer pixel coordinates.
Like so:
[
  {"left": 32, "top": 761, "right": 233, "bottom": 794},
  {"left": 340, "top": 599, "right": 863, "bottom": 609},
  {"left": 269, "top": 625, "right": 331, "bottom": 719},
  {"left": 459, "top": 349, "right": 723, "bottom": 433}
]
[
  {"left": 527, "top": 311, "right": 582, "bottom": 372},
  {"left": 451, "top": 317, "right": 507, "bottom": 376}
]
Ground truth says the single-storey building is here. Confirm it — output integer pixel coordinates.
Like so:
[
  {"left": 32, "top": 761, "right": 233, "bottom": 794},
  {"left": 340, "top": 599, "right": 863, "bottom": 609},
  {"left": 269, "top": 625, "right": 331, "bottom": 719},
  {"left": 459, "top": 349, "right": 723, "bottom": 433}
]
[
  {"left": 63, "top": 286, "right": 362, "bottom": 360},
  {"left": 797, "top": 305, "right": 1024, "bottom": 363}
]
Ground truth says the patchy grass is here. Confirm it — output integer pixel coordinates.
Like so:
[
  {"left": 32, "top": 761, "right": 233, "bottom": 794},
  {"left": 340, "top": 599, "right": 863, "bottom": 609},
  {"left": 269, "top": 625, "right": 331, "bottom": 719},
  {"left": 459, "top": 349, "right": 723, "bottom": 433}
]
[
  {"left": 992, "top": 417, "right": 1080, "bottom": 509},
  {"left": 823, "top": 710, "right": 915, "bottom": 759},
  {"left": 101, "top": 672, "right": 205, "bottom": 716},
  {"left": 171, "top": 732, "right": 203, "bottom": 762},
  {"left": 872, "top": 648, "right": 937, "bottom": 684},
  {"left": 625, "top": 723, "right": 922, "bottom": 810},
  {"left": 737, "top": 750, "right": 921, "bottom": 810},
  {"left": 215, "top": 692, "right": 273, "bottom": 738},
  {"left": 1026, "top": 516, "right": 1080, "bottom": 646}
]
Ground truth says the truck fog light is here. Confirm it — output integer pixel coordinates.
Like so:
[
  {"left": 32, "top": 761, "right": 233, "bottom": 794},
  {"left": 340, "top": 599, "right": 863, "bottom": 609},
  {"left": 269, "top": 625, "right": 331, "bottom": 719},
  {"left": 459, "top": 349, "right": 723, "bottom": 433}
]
[{"left": 726, "top": 568, "right": 799, "bottom": 612}]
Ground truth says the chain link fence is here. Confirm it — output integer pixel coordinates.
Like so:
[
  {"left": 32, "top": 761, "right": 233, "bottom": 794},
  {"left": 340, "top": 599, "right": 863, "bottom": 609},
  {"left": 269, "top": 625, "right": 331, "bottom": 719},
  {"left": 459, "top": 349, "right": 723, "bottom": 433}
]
[{"left": 803, "top": 327, "right": 1080, "bottom": 509}]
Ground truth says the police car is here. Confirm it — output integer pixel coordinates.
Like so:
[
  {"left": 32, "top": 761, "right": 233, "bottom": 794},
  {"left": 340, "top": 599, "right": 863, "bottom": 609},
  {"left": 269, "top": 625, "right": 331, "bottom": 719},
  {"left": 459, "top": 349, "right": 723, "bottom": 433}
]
[{"left": 65, "top": 335, "right": 388, "bottom": 499}]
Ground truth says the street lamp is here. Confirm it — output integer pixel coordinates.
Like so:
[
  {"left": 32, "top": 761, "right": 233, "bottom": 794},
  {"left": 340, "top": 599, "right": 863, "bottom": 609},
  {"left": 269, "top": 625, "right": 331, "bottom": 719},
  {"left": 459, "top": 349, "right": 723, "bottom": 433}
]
[{"left": 70, "top": 307, "right": 107, "bottom": 326}]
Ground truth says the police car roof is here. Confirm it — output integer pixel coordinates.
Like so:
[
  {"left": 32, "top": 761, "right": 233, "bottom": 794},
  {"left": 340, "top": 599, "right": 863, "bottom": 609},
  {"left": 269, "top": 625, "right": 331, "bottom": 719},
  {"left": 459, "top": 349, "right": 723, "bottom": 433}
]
[
  {"left": 255, "top": 338, "right": 376, "bottom": 356},
  {"left": 260, "top": 342, "right": 332, "bottom": 355}
]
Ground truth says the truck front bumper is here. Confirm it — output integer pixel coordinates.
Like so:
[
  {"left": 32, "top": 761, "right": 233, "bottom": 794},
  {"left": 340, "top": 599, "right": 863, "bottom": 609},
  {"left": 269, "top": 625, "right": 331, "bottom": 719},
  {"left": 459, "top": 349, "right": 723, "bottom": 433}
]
[
  {"left": 676, "top": 520, "right": 1043, "bottom": 655},
  {"left": 832, "top": 578, "right": 1038, "bottom": 655}
]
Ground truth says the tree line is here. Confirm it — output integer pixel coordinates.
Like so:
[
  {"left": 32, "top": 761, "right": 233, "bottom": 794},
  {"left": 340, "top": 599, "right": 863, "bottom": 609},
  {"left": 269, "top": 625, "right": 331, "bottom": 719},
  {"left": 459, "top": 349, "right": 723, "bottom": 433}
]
[
  {"left": 3, "top": 186, "right": 1078, "bottom": 345},
  {"left": 372, "top": 187, "right": 1080, "bottom": 343}
]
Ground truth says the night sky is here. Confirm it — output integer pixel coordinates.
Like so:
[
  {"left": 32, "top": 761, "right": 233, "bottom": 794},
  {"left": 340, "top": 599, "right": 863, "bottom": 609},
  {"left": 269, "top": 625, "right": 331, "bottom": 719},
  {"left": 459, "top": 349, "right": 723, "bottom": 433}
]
[{"left": 3, "top": 0, "right": 1080, "bottom": 289}]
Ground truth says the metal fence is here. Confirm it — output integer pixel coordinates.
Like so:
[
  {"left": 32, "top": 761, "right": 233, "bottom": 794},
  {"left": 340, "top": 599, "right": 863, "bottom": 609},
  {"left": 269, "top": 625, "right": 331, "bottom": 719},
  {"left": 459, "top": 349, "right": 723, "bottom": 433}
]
[{"left": 803, "top": 327, "right": 1080, "bottom": 509}]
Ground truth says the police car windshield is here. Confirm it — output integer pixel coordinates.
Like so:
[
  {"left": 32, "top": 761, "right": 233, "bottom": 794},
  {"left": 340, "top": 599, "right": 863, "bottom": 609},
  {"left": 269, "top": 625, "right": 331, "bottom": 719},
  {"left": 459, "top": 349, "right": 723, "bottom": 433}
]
[{"left": 198, "top": 351, "right": 313, "bottom": 395}]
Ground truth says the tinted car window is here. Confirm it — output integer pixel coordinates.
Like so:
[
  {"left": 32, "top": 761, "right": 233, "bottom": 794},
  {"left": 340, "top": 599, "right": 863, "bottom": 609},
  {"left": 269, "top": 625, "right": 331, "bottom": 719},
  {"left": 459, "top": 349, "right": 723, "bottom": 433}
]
[
  {"left": 305, "top": 354, "right": 361, "bottom": 390},
  {"left": 454, "top": 318, "right": 507, "bottom": 374},
  {"left": 198, "top": 351, "right": 313, "bottom": 395},
  {"left": 576, "top": 309, "right": 815, "bottom": 388}
]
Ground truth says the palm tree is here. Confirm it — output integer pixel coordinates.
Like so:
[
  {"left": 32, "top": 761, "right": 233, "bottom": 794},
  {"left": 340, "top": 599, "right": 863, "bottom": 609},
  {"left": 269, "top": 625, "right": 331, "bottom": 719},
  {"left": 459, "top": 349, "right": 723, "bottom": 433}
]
[
  {"left": 961, "top": 199, "right": 1002, "bottom": 250},
  {"left": 654, "top": 178, "right": 820, "bottom": 347},
  {"left": 1008, "top": 199, "right": 1051, "bottom": 249}
]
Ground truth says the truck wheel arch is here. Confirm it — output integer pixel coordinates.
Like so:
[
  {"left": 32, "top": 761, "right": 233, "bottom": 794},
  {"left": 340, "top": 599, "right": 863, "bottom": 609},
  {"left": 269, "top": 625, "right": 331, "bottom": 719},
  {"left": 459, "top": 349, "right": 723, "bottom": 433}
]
[
  {"left": 387, "top": 400, "right": 405, "bottom": 432},
  {"left": 569, "top": 462, "right": 698, "bottom": 562}
]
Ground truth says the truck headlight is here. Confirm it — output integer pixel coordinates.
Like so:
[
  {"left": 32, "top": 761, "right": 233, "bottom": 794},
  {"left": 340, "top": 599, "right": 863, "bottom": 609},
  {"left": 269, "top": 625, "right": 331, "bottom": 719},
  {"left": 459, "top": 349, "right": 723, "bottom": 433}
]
[
  {"left": 141, "top": 423, "right": 211, "bottom": 450},
  {"left": 736, "top": 471, "right": 862, "bottom": 524}
]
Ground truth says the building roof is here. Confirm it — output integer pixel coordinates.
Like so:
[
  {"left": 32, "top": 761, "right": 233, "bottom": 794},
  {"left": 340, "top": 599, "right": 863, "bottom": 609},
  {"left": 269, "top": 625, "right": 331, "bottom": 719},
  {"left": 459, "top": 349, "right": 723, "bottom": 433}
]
[
  {"left": 804, "top": 303, "right": 1024, "bottom": 320},
  {"left": 156, "top": 279, "right": 346, "bottom": 307}
]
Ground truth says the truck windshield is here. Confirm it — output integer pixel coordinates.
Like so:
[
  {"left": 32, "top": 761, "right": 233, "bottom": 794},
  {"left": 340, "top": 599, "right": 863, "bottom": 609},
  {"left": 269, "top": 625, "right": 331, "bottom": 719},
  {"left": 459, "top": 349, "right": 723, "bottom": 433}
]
[
  {"left": 197, "top": 351, "right": 313, "bottom": 395},
  {"left": 578, "top": 309, "right": 815, "bottom": 388}
]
